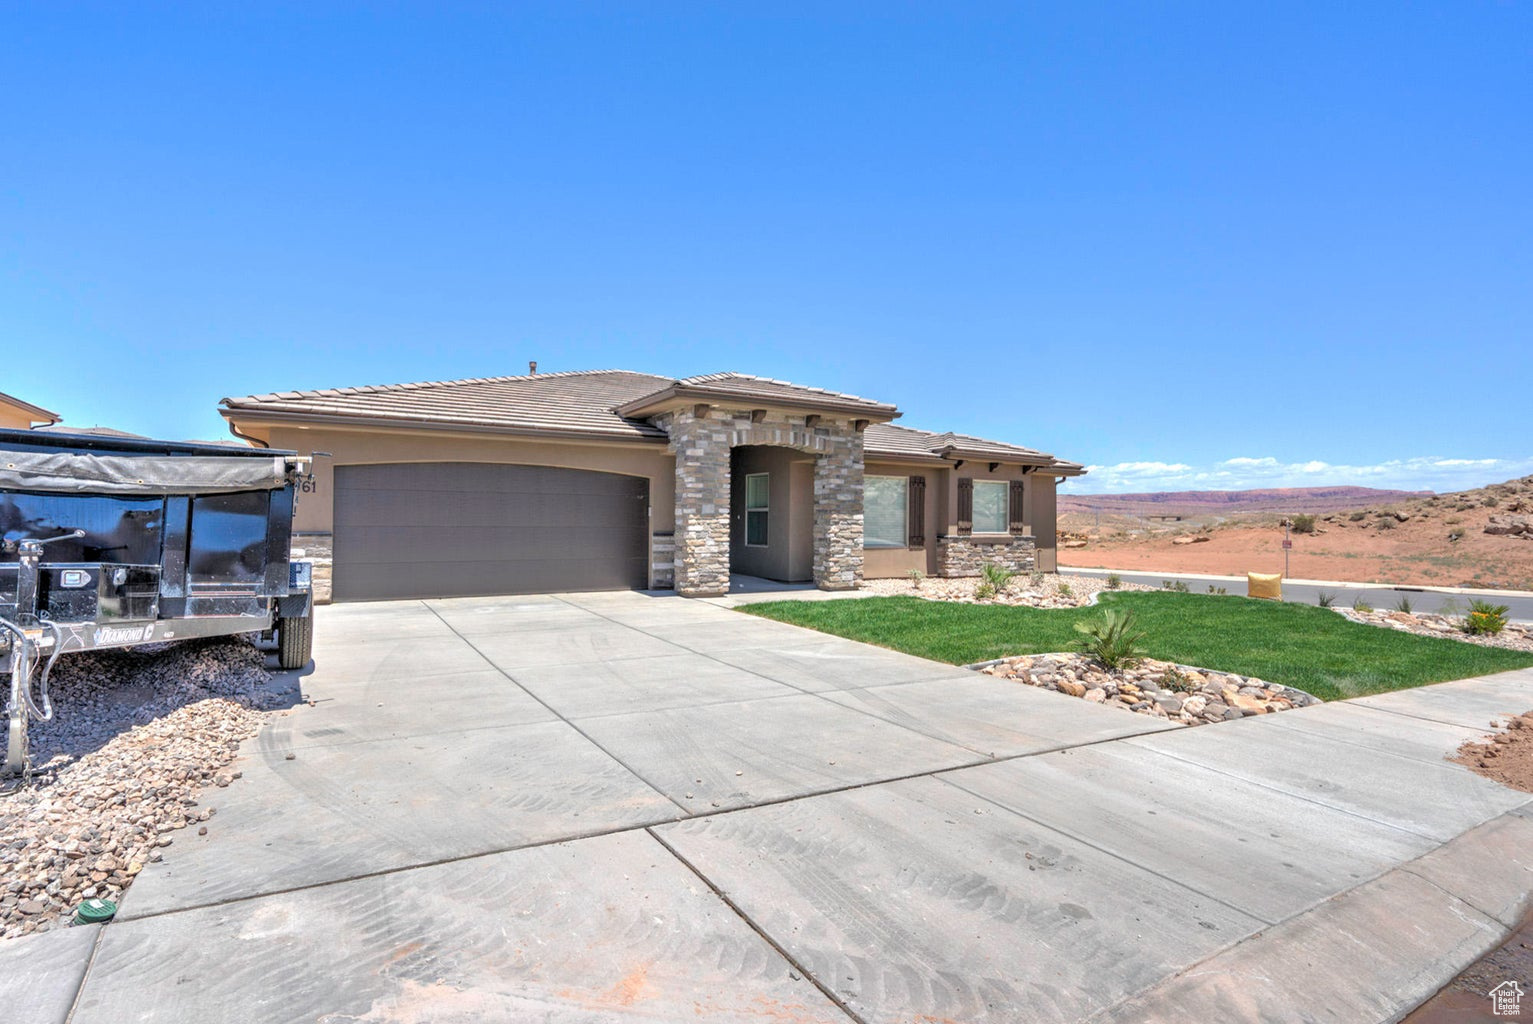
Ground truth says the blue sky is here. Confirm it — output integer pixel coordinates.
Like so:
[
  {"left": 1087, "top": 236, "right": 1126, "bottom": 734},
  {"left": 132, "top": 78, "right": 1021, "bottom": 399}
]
[{"left": 3, "top": 3, "right": 1529, "bottom": 494}]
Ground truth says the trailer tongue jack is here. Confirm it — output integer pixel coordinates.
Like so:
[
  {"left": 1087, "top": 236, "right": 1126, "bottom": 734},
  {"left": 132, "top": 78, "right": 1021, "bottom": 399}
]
[{"left": 2, "top": 531, "right": 81, "bottom": 781}]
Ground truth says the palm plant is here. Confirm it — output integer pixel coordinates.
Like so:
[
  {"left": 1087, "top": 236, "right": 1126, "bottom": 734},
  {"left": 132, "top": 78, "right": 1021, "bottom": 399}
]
[
  {"left": 979, "top": 562, "right": 1017, "bottom": 593},
  {"left": 1071, "top": 608, "right": 1149, "bottom": 670}
]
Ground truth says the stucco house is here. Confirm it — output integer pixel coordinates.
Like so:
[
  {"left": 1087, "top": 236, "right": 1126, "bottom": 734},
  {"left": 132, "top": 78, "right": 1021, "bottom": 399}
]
[
  {"left": 220, "top": 370, "right": 1083, "bottom": 601},
  {"left": 0, "top": 392, "right": 60, "bottom": 430}
]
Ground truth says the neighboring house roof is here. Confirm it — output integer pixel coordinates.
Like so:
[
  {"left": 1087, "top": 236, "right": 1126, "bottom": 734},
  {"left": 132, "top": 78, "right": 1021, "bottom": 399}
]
[
  {"left": 0, "top": 391, "right": 61, "bottom": 426},
  {"left": 33, "top": 424, "right": 149, "bottom": 440},
  {"left": 223, "top": 368, "right": 1082, "bottom": 473}
]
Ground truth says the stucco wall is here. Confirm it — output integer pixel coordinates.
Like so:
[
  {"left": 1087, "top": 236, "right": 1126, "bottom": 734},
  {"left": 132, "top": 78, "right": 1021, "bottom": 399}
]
[
  {"left": 0, "top": 407, "right": 40, "bottom": 430},
  {"left": 254, "top": 424, "right": 676, "bottom": 537},
  {"left": 862, "top": 461, "right": 941, "bottom": 579},
  {"left": 1032, "top": 474, "right": 1059, "bottom": 572}
]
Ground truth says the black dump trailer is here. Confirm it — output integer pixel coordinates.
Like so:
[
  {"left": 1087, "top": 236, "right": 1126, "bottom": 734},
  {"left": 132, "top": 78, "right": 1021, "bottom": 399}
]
[{"left": 0, "top": 427, "right": 313, "bottom": 782}]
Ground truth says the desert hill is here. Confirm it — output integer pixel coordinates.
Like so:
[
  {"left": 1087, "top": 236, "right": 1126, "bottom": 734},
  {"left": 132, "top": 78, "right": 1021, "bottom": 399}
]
[
  {"left": 1059, "top": 475, "right": 1533, "bottom": 590},
  {"left": 1060, "top": 486, "right": 1430, "bottom": 518}
]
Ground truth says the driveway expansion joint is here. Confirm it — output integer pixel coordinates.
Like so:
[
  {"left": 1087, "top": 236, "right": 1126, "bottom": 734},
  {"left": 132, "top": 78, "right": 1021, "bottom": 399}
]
[{"left": 647, "top": 826, "right": 868, "bottom": 1024}]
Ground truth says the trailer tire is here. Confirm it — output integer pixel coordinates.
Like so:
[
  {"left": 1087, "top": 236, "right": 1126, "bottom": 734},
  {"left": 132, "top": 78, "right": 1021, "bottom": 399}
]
[{"left": 277, "top": 611, "right": 313, "bottom": 670}]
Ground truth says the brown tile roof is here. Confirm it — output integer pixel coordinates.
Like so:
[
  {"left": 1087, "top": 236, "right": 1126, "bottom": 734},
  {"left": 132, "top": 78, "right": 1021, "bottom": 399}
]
[
  {"left": 222, "top": 370, "right": 676, "bottom": 441},
  {"left": 223, "top": 369, "right": 1081, "bottom": 471},
  {"left": 865, "top": 423, "right": 1083, "bottom": 474},
  {"left": 616, "top": 372, "right": 899, "bottom": 418}
]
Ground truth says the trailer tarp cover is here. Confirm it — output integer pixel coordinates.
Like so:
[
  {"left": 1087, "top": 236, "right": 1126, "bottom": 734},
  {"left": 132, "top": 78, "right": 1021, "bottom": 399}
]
[{"left": 0, "top": 451, "right": 290, "bottom": 495}]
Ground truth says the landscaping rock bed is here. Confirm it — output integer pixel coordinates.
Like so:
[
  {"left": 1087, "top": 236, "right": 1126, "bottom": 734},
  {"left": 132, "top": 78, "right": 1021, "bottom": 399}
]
[
  {"left": 1340, "top": 608, "right": 1533, "bottom": 653},
  {"left": 862, "top": 572, "right": 1154, "bottom": 609},
  {"left": 0, "top": 638, "right": 288, "bottom": 940},
  {"left": 976, "top": 652, "right": 1321, "bottom": 726}
]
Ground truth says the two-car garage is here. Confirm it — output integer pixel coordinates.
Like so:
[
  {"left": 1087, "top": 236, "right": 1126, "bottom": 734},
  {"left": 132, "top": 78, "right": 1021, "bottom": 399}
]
[{"left": 331, "top": 463, "right": 651, "bottom": 602}]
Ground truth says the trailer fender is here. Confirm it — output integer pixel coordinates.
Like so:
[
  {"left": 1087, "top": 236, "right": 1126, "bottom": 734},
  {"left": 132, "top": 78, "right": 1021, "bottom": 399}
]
[{"left": 277, "top": 590, "right": 312, "bottom": 619}]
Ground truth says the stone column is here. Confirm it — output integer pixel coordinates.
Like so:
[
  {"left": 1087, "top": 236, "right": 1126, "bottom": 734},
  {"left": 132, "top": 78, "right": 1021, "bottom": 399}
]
[
  {"left": 813, "top": 431, "right": 865, "bottom": 590},
  {"left": 666, "top": 409, "right": 732, "bottom": 597}
]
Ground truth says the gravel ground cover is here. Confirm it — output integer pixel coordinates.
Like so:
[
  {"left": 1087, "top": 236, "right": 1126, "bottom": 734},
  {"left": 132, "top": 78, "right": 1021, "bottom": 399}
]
[
  {"left": 976, "top": 652, "right": 1320, "bottom": 726},
  {"left": 1340, "top": 607, "right": 1533, "bottom": 653},
  {"left": 861, "top": 571, "right": 1154, "bottom": 608},
  {"left": 0, "top": 638, "right": 290, "bottom": 940}
]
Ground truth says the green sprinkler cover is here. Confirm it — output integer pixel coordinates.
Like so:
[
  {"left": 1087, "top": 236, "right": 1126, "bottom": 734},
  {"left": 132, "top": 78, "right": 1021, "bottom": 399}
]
[{"left": 75, "top": 898, "right": 117, "bottom": 924}]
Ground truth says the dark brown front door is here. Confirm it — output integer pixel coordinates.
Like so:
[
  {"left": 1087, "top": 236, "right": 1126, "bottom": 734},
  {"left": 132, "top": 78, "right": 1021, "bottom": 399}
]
[{"left": 332, "top": 463, "right": 649, "bottom": 601}]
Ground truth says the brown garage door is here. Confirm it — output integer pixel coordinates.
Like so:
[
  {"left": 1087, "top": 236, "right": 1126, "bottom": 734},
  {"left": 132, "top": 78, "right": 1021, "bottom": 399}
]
[{"left": 332, "top": 463, "right": 649, "bottom": 601}]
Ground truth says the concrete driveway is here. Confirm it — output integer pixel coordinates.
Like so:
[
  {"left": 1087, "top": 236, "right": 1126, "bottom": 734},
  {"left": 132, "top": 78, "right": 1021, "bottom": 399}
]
[{"left": 9, "top": 591, "right": 1533, "bottom": 1023}]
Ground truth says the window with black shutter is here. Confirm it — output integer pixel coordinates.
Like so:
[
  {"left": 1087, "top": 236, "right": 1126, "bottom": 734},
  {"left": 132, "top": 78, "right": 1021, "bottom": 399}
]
[
  {"left": 908, "top": 474, "right": 925, "bottom": 546},
  {"left": 956, "top": 477, "right": 973, "bottom": 535},
  {"left": 1009, "top": 479, "right": 1027, "bottom": 534}
]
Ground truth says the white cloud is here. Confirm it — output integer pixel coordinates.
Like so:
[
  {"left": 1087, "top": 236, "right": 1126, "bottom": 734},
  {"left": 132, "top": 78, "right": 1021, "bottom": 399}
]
[{"left": 1064, "top": 454, "right": 1533, "bottom": 495}]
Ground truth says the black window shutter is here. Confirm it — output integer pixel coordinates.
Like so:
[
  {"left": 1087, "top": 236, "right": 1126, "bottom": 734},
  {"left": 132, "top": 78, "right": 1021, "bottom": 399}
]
[
  {"left": 1009, "top": 479, "right": 1027, "bottom": 534},
  {"left": 956, "top": 478, "right": 973, "bottom": 535},
  {"left": 908, "top": 475, "right": 926, "bottom": 546}
]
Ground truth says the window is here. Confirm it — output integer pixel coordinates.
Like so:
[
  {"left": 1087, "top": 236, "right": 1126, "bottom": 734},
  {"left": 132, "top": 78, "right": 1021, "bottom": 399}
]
[
  {"left": 864, "top": 475, "right": 908, "bottom": 548},
  {"left": 972, "top": 480, "right": 1009, "bottom": 534},
  {"left": 744, "top": 473, "right": 769, "bottom": 546}
]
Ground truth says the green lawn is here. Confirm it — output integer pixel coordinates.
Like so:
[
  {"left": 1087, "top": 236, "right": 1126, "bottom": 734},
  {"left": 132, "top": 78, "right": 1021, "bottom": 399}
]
[{"left": 740, "top": 592, "right": 1533, "bottom": 702}]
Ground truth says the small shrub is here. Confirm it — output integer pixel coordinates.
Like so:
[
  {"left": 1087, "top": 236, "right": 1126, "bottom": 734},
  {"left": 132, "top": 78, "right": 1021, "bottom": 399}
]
[
  {"left": 1445, "top": 517, "right": 1463, "bottom": 525},
  {"left": 1105, "top": 573, "right": 1123, "bottom": 590},
  {"left": 1071, "top": 608, "right": 1149, "bottom": 670},
  {"left": 1393, "top": 596, "right": 1414, "bottom": 614},
  {"left": 1377, "top": 518, "right": 1396, "bottom": 531},
  {"left": 1316, "top": 591, "right": 1336, "bottom": 608},
  {"left": 1352, "top": 597, "right": 1374, "bottom": 613},
  {"left": 1483, "top": 495, "right": 1500, "bottom": 508},
  {"left": 1161, "top": 579, "right": 1190, "bottom": 593},
  {"left": 979, "top": 563, "right": 1017, "bottom": 593},
  {"left": 1057, "top": 582, "right": 1074, "bottom": 597},
  {"left": 1348, "top": 512, "right": 1367, "bottom": 522},
  {"left": 1465, "top": 599, "right": 1510, "bottom": 636},
  {"left": 1029, "top": 570, "right": 1046, "bottom": 588},
  {"left": 974, "top": 581, "right": 997, "bottom": 600},
  {"left": 1207, "top": 585, "right": 1228, "bottom": 595},
  {"left": 1160, "top": 665, "right": 1199, "bottom": 693},
  {"left": 1290, "top": 514, "right": 1316, "bottom": 534},
  {"left": 907, "top": 569, "right": 925, "bottom": 589}
]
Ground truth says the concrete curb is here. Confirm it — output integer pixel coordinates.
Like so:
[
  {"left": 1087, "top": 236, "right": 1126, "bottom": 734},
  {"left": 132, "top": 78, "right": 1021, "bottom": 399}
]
[
  {"left": 1063, "top": 566, "right": 1533, "bottom": 600},
  {"left": 1089, "top": 809, "right": 1533, "bottom": 1023}
]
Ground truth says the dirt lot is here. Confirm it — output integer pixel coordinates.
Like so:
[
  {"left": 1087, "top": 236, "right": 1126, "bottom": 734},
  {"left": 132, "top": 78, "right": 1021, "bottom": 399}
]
[{"left": 1453, "top": 710, "right": 1533, "bottom": 795}]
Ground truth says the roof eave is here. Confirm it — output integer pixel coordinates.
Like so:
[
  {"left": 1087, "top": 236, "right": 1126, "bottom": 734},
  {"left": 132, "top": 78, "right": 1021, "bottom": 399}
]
[
  {"left": 862, "top": 450, "right": 950, "bottom": 466},
  {"left": 219, "top": 405, "right": 670, "bottom": 446}
]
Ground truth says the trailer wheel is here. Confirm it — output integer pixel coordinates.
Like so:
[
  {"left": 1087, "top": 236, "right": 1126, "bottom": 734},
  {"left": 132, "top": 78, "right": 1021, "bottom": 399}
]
[{"left": 277, "top": 610, "right": 313, "bottom": 670}]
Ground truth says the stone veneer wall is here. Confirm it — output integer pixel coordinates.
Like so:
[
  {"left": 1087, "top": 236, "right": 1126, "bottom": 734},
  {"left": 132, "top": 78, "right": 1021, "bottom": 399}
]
[
  {"left": 936, "top": 535, "right": 1037, "bottom": 577},
  {"left": 291, "top": 532, "right": 333, "bottom": 604},
  {"left": 659, "top": 407, "right": 865, "bottom": 597},
  {"left": 649, "top": 532, "right": 675, "bottom": 590}
]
